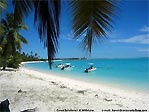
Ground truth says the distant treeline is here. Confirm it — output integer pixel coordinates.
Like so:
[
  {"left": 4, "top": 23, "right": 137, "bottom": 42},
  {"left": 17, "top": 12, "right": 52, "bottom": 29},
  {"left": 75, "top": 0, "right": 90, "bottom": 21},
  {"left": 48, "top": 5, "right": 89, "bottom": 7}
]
[
  {"left": 0, "top": 51, "right": 47, "bottom": 69},
  {"left": 20, "top": 51, "right": 47, "bottom": 62},
  {"left": 54, "top": 57, "right": 87, "bottom": 60}
]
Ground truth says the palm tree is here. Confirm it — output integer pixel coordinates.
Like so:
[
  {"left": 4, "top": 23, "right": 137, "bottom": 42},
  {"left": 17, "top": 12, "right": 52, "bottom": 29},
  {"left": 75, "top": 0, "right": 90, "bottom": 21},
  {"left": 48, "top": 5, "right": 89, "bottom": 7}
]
[
  {"left": 34, "top": 53, "right": 38, "bottom": 57},
  {"left": 12, "top": 0, "right": 60, "bottom": 68},
  {"left": 4, "top": 0, "right": 117, "bottom": 68},
  {"left": 0, "top": 13, "right": 28, "bottom": 70}
]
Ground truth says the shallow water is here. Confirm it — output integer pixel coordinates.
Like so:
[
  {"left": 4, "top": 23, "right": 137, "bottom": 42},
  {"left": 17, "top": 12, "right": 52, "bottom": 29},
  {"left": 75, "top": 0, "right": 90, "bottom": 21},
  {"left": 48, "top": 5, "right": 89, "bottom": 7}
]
[{"left": 23, "top": 58, "right": 149, "bottom": 92}]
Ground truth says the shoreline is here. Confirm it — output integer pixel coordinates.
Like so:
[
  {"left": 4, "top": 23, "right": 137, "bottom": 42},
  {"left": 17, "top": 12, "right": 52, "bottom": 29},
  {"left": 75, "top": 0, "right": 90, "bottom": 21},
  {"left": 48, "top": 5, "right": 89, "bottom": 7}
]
[
  {"left": 20, "top": 67, "right": 149, "bottom": 97},
  {"left": 21, "top": 61, "right": 46, "bottom": 64},
  {"left": 22, "top": 61, "right": 149, "bottom": 94},
  {"left": 0, "top": 63, "right": 149, "bottom": 111}
]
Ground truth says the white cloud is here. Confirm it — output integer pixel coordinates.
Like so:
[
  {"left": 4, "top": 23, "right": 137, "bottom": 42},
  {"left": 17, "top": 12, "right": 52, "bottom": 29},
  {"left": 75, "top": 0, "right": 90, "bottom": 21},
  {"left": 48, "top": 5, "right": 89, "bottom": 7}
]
[
  {"left": 60, "top": 31, "right": 81, "bottom": 42},
  {"left": 111, "top": 34, "right": 149, "bottom": 44},
  {"left": 140, "top": 26, "right": 149, "bottom": 32}
]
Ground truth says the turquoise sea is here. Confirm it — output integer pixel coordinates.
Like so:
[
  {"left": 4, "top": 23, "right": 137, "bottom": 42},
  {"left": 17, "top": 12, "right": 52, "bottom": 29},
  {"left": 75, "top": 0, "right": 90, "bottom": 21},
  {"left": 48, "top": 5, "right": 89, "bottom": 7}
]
[{"left": 23, "top": 58, "right": 149, "bottom": 93}]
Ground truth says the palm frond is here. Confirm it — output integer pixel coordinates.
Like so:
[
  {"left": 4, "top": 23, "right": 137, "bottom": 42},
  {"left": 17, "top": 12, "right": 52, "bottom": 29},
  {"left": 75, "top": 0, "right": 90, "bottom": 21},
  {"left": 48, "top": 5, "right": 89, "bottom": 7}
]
[
  {"left": 0, "top": 46, "right": 2, "bottom": 52},
  {"left": 0, "top": 24, "right": 4, "bottom": 37},
  {"left": 0, "top": 0, "right": 7, "bottom": 13},
  {"left": 13, "top": 32, "right": 27, "bottom": 51},
  {"left": 70, "top": 0, "right": 116, "bottom": 53},
  {"left": 18, "top": 24, "right": 28, "bottom": 30},
  {"left": 1, "top": 19, "right": 8, "bottom": 28},
  {"left": 0, "top": 13, "right": 28, "bottom": 56},
  {"left": 34, "top": 0, "right": 61, "bottom": 68},
  {"left": 15, "top": 35, "right": 21, "bottom": 51},
  {"left": 13, "top": 0, "right": 33, "bottom": 24},
  {"left": 17, "top": 33, "right": 28, "bottom": 44}
]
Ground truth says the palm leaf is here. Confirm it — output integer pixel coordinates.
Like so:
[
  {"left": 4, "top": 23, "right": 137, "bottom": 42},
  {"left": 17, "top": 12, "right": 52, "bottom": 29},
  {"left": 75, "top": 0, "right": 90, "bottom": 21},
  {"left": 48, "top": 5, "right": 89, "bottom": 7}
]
[
  {"left": 13, "top": 33, "right": 28, "bottom": 51},
  {"left": 18, "top": 24, "right": 28, "bottom": 31},
  {"left": 13, "top": 0, "right": 61, "bottom": 68},
  {"left": 1, "top": 19, "right": 8, "bottom": 30},
  {"left": 13, "top": 0, "right": 33, "bottom": 24},
  {"left": 0, "top": 0, "right": 7, "bottom": 13},
  {"left": 34, "top": 0, "right": 61, "bottom": 68},
  {"left": 0, "top": 24, "right": 4, "bottom": 37},
  {"left": 17, "top": 33, "right": 28, "bottom": 44},
  {"left": 70, "top": 0, "right": 116, "bottom": 53},
  {"left": 13, "top": 31, "right": 21, "bottom": 51},
  {"left": 0, "top": 46, "right": 2, "bottom": 52}
]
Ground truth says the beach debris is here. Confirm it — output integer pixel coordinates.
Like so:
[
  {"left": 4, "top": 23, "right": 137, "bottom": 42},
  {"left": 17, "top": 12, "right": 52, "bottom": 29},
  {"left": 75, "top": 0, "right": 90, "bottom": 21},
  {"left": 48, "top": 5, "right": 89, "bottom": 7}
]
[
  {"left": 77, "top": 90, "right": 87, "bottom": 95},
  {"left": 21, "top": 107, "right": 37, "bottom": 112},
  {"left": 18, "top": 89, "right": 27, "bottom": 93},
  {"left": 104, "top": 98, "right": 112, "bottom": 102},
  {"left": 95, "top": 94, "right": 98, "bottom": 98},
  {"left": 57, "top": 97, "right": 66, "bottom": 102},
  {"left": 60, "top": 85, "right": 67, "bottom": 88},
  {"left": 0, "top": 99, "right": 10, "bottom": 112},
  {"left": 51, "top": 81, "right": 58, "bottom": 85},
  {"left": 116, "top": 104, "right": 123, "bottom": 107},
  {"left": 18, "top": 89, "right": 22, "bottom": 93}
]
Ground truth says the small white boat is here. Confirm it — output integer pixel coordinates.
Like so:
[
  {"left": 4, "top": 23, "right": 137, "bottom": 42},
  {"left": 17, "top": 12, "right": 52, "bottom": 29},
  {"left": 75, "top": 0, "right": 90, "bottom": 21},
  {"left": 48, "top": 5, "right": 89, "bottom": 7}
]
[
  {"left": 56, "top": 64, "right": 65, "bottom": 68},
  {"left": 61, "top": 64, "right": 72, "bottom": 70},
  {"left": 84, "top": 65, "right": 96, "bottom": 73}
]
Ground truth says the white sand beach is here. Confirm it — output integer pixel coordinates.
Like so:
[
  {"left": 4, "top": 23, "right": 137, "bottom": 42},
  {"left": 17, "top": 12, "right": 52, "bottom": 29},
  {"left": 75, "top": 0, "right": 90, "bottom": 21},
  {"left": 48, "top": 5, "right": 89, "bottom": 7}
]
[{"left": 0, "top": 65, "right": 149, "bottom": 112}]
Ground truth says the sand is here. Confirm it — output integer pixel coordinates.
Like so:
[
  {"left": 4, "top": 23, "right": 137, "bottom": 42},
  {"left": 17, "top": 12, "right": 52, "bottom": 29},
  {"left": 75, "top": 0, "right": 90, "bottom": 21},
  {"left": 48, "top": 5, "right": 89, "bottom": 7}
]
[{"left": 0, "top": 64, "right": 149, "bottom": 112}]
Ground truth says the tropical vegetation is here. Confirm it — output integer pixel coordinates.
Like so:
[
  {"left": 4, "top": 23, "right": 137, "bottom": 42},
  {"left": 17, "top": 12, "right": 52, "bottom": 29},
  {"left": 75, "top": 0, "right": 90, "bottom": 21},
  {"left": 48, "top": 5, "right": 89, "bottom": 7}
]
[
  {"left": 0, "top": 0, "right": 116, "bottom": 69},
  {"left": 0, "top": 0, "right": 7, "bottom": 15},
  {"left": 0, "top": 13, "right": 28, "bottom": 69},
  {"left": 20, "top": 51, "right": 47, "bottom": 62}
]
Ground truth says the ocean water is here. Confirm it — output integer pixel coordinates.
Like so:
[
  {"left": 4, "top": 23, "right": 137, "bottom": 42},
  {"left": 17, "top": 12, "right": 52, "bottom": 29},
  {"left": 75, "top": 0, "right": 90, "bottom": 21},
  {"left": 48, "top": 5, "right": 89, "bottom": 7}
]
[{"left": 23, "top": 58, "right": 149, "bottom": 93}]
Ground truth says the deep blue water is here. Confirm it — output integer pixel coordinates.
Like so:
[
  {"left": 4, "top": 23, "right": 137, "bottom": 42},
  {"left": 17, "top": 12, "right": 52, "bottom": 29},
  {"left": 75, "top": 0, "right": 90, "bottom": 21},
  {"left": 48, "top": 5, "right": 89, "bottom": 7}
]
[{"left": 23, "top": 58, "right": 149, "bottom": 92}]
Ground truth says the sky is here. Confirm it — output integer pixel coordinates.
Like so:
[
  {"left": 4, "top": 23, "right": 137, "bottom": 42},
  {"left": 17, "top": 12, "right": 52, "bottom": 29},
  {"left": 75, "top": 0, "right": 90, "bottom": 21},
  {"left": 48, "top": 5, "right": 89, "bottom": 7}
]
[{"left": 2, "top": 0, "right": 149, "bottom": 59}]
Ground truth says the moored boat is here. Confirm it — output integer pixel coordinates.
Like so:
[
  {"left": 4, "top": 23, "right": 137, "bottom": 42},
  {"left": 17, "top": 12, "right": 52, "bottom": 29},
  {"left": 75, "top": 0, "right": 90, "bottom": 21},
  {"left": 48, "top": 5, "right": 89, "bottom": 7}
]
[
  {"left": 56, "top": 64, "right": 65, "bottom": 68},
  {"left": 61, "top": 64, "right": 72, "bottom": 70},
  {"left": 84, "top": 65, "right": 96, "bottom": 73}
]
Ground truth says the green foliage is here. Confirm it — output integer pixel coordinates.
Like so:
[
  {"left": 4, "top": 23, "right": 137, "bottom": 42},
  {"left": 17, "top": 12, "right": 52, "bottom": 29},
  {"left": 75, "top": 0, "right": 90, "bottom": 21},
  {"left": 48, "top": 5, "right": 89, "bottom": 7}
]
[
  {"left": 20, "top": 51, "right": 46, "bottom": 62},
  {"left": 0, "top": 54, "right": 13, "bottom": 69},
  {"left": 0, "top": 51, "right": 46, "bottom": 69},
  {"left": 0, "top": 13, "right": 28, "bottom": 70},
  {"left": 0, "top": 46, "right": 2, "bottom": 52},
  {"left": 7, "top": 53, "right": 22, "bottom": 69},
  {"left": 0, "top": 0, "right": 7, "bottom": 14}
]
